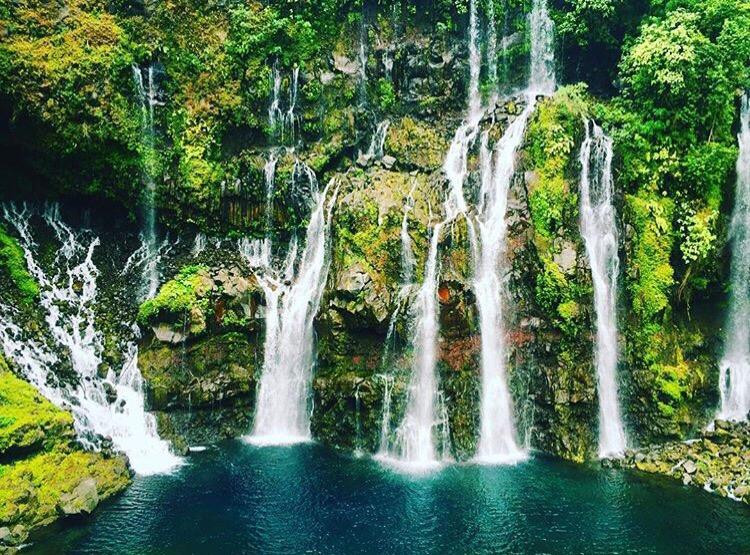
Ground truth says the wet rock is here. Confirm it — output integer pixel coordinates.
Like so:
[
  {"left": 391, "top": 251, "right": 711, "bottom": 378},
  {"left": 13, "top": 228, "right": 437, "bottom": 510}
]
[
  {"left": 333, "top": 53, "right": 358, "bottom": 75},
  {"left": 103, "top": 382, "right": 118, "bottom": 404}
]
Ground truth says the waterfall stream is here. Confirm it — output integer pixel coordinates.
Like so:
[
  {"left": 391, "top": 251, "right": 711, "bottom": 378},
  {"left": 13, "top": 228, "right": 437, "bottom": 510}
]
[
  {"left": 132, "top": 63, "right": 164, "bottom": 300},
  {"left": 579, "top": 121, "right": 627, "bottom": 457},
  {"left": 473, "top": 105, "right": 535, "bottom": 463},
  {"left": 719, "top": 94, "right": 750, "bottom": 421},
  {"left": 0, "top": 203, "right": 180, "bottom": 475},
  {"left": 472, "top": 0, "right": 555, "bottom": 462},
  {"left": 376, "top": 183, "right": 417, "bottom": 459},
  {"left": 244, "top": 169, "right": 338, "bottom": 445}
]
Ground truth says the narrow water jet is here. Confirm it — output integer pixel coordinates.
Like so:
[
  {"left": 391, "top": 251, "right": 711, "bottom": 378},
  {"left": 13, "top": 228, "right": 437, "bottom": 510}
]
[
  {"left": 579, "top": 120, "right": 627, "bottom": 457},
  {"left": 376, "top": 183, "right": 416, "bottom": 457},
  {"left": 719, "top": 94, "right": 750, "bottom": 421},
  {"left": 132, "top": 63, "right": 164, "bottom": 299}
]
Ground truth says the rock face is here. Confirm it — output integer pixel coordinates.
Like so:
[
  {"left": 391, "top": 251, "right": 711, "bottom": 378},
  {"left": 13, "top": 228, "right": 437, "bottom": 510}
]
[
  {"left": 613, "top": 420, "right": 750, "bottom": 505},
  {"left": 137, "top": 264, "right": 262, "bottom": 448},
  {"left": 0, "top": 357, "right": 131, "bottom": 549}
]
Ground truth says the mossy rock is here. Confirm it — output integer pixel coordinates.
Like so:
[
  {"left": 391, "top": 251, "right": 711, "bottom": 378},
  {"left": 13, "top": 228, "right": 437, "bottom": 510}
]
[
  {"left": 139, "top": 331, "right": 257, "bottom": 410},
  {"left": 0, "top": 357, "right": 131, "bottom": 541}
]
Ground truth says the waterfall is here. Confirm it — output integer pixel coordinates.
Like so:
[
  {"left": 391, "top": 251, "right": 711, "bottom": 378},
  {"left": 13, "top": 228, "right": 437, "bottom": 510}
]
[
  {"left": 486, "top": 0, "right": 498, "bottom": 102},
  {"left": 132, "top": 63, "right": 164, "bottom": 300},
  {"left": 269, "top": 61, "right": 283, "bottom": 133},
  {"left": 366, "top": 120, "right": 391, "bottom": 161},
  {"left": 377, "top": 374, "right": 394, "bottom": 454},
  {"left": 268, "top": 61, "right": 299, "bottom": 146},
  {"left": 719, "top": 95, "right": 750, "bottom": 421},
  {"left": 244, "top": 166, "right": 338, "bottom": 444},
  {"left": 472, "top": 0, "right": 555, "bottom": 462},
  {"left": 473, "top": 106, "right": 535, "bottom": 463},
  {"left": 528, "top": 0, "right": 556, "bottom": 96},
  {"left": 264, "top": 151, "right": 279, "bottom": 233},
  {"left": 376, "top": 184, "right": 416, "bottom": 458},
  {"left": 358, "top": 16, "right": 368, "bottom": 106},
  {"left": 390, "top": 223, "right": 445, "bottom": 467},
  {"left": 579, "top": 121, "right": 627, "bottom": 457},
  {"left": 285, "top": 67, "right": 300, "bottom": 145},
  {"left": 0, "top": 203, "right": 180, "bottom": 475}
]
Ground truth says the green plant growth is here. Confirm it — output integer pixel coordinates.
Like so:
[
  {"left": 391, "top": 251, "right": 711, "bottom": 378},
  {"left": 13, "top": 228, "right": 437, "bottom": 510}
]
[{"left": 0, "top": 225, "right": 38, "bottom": 302}]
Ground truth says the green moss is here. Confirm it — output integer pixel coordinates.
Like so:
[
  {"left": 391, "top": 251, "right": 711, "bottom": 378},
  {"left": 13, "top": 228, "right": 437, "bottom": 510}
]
[
  {"left": 138, "top": 265, "right": 209, "bottom": 326},
  {"left": 0, "top": 357, "right": 131, "bottom": 533},
  {"left": 624, "top": 190, "right": 674, "bottom": 321},
  {"left": 385, "top": 117, "right": 448, "bottom": 170},
  {"left": 0, "top": 366, "right": 73, "bottom": 457},
  {"left": 0, "top": 225, "right": 38, "bottom": 302},
  {"left": 0, "top": 449, "right": 130, "bottom": 530}
]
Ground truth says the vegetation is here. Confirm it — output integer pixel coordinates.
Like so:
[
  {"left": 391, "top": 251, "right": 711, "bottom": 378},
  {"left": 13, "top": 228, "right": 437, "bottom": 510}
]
[
  {"left": 0, "top": 356, "right": 131, "bottom": 537},
  {"left": 0, "top": 225, "right": 38, "bottom": 302}
]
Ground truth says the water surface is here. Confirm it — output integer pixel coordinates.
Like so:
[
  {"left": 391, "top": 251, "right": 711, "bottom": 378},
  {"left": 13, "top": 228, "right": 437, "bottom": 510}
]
[{"left": 31, "top": 442, "right": 750, "bottom": 554}]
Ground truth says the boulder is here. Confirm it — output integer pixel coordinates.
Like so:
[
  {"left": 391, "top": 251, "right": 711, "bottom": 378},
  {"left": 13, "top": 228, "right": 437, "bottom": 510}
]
[{"left": 58, "top": 478, "right": 99, "bottom": 516}]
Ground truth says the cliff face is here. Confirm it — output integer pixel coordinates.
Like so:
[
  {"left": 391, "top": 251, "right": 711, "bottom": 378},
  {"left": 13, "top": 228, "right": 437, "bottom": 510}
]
[{"left": 0, "top": 0, "right": 743, "bottom": 469}]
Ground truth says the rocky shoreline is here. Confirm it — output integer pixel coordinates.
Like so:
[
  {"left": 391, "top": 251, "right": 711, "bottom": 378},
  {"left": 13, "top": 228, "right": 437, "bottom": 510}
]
[{"left": 610, "top": 420, "right": 750, "bottom": 505}]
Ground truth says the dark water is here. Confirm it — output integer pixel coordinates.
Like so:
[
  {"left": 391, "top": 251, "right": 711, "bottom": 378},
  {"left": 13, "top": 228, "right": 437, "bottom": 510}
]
[{"left": 31, "top": 442, "right": 750, "bottom": 554}]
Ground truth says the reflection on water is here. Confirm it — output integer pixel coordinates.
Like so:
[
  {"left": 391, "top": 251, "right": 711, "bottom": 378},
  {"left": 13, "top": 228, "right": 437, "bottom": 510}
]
[{"left": 30, "top": 442, "right": 750, "bottom": 554}]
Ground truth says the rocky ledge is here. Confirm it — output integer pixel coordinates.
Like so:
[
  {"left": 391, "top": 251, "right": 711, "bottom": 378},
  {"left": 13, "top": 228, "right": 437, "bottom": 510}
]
[
  {"left": 0, "top": 357, "right": 131, "bottom": 553},
  {"left": 610, "top": 420, "right": 750, "bottom": 505}
]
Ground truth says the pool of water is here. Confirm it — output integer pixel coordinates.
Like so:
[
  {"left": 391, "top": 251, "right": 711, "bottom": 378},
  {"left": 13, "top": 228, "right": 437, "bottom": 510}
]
[{"left": 30, "top": 441, "right": 750, "bottom": 554}]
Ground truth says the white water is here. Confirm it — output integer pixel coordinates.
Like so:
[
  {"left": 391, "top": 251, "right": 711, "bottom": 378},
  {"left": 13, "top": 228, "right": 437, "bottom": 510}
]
[
  {"left": 472, "top": 0, "right": 555, "bottom": 462},
  {"left": 719, "top": 95, "right": 750, "bottom": 421},
  {"left": 264, "top": 151, "right": 279, "bottom": 233},
  {"left": 473, "top": 104, "right": 535, "bottom": 463},
  {"left": 243, "top": 164, "right": 338, "bottom": 444},
  {"left": 384, "top": 0, "right": 489, "bottom": 470},
  {"left": 528, "top": 0, "right": 556, "bottom": 96},
  {"left": 0, "top": 203, "right": 180, "bottom": 475},
  {"left": 366, "top": 120, "right": 391, "bottom": 161},
  {"left": 389, "top": 223, "right": 446, "bottom": 468},
  {"left": 376, "top": 184, "right": 417, "bottom": 458},
  {"left": 132, "top": 63, "right": 164, "bottom": 299},
  {"left": 269, "top": 61, "right": 283, "bottom": 132},
  {"left": 579, "top": 121, "right": 627, "bottom": 457},
  {"left": 268, "top": 62, "right": 299, "bottom": 145}
]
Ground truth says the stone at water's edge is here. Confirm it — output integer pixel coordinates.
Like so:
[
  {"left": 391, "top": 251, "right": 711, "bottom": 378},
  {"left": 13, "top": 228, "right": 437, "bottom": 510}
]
[
  {"left": 58, "top": 479, "right": 99, "bottom": 516},
  {"left": 612, "top": 420, "right": 750, "bottom": 505},
  {"left": 0, "top": 359, "right": 131, "bottom": 550}
]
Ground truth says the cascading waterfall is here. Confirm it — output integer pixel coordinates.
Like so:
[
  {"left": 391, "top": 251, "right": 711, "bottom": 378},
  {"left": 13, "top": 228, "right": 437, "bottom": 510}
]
[
  {"left": 376, "top": 183, "right": 417, "bottom": 458},
  {"left": 528, "top": 0, "right": 556, "bottom": 96},
  {"left": 473, "top": 105, "right": 535, "bottom": 463},
  {"left": 286, "top": 67, "right": 300, "bottom": 145},
  {"left": 0, "top": 203, "right": 180, "bottom": 475},
  {"left": 269, "top": 61, "right": 283, "bottom": 132},
  {"left": 387, "top": 0, "right": 488, "bottom": 468},
  {"left": 391, "top": 222, "right": 446, "bottom": 467},
  {"left": 366, "top": 120, "right": 391, "bottom": 161},
  {"left": 472, "top": 0, "right": 555, "bottom": 462},
  {"left": 268, "top": 61, "right": 299, "bottom": 146},
  {"left": 244, "top": 167, "right": 338, "bottom": 444},
  {"left": 719, "top": 94, "right": 750, "bottom": 421},
  {"left": 579, "top": 121, "right": 627, "bottom": 457},
  {"left": 132, "top": 63, "right": 164, "bottom": 300}
]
